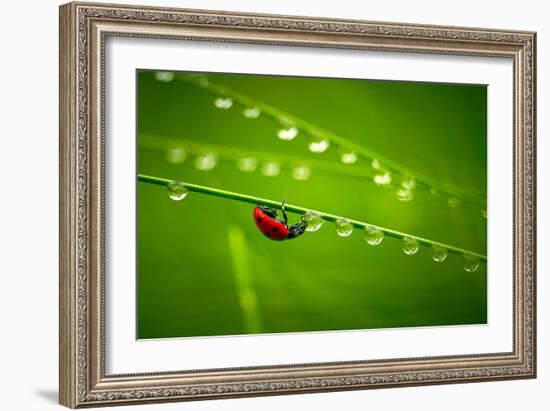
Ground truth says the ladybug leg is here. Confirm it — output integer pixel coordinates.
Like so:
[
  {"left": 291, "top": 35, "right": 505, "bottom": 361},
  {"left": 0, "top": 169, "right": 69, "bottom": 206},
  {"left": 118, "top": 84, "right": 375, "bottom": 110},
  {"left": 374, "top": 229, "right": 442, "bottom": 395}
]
[
  {"left": 260, "top": 206, "right": 279, "bottom": 220},
  {"left": 281, "top": 200, "right": 288, "bottom": 225}
]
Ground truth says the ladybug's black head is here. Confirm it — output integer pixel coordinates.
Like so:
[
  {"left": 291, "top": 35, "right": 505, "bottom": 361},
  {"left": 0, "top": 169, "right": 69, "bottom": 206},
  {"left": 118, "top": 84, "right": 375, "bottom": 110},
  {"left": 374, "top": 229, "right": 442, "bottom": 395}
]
[{"left": 287, "top": 220, "right": 307, "bottom": 239}]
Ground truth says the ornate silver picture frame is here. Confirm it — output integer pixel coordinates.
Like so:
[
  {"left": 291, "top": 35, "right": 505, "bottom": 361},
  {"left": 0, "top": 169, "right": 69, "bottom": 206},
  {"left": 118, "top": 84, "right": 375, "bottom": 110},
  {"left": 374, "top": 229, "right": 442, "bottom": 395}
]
[{"left": 59, "top": 1, "right": 536, "bottom": 408}]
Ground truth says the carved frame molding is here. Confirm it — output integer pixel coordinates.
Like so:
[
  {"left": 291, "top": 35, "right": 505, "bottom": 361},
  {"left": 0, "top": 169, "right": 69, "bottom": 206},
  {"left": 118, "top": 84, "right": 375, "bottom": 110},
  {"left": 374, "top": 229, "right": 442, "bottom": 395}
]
[{"left": 59, "top": 2, "right": 536, "bottom": 408}]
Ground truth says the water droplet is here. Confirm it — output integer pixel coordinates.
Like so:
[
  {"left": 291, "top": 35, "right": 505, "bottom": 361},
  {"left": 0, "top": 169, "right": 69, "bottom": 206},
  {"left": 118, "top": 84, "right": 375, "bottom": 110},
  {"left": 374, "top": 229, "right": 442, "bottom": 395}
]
[
  {"left": 364, "top": 225, "right": 384, "bottom": 245},
  {"left": 396, "top": 187, "right": 414, "bottom": 202},
  {"left": 371, "top": 158, "right": 381, "bottom": 170},
  {"left": 308, "top": 138, "right": 330, "bottom": 153},
  {"left": 431, "top": 245, "right": 447, "bottom": 262},
  {"left": 243, "top": 107, "right": 261, "bottom": 119},
  {"left": 402, "top": 236, "right": 419, "bottom": 255},
  {"left": 165, "top": 148, "right": 186, "bottom": 164},
  {"left": 214, "top": 97, "right": 233, "bottom": 109},
  {"left": 167, "top": 181, "right": 188, "bottom": 201},
  {"left": 237, "top": 157, "right": 257, "bottom": 172},
  {"left": 401, "top": 178, "right": 416, "bottom": 190},
  {"left": 261, "top": 162, "right": 280, "bottom": 177},
  {"left": 277, "top": 126, "right": 298, "bottom": 141},
  {"left": 154, "top": 71, "right": 174, "bottom": 82},
  {"left": 292, "top": 165, "right": 311, "bottom": 180},
  {"left": 303, "top": 212, "right": 324, "bottom": 232},
  {"left": 447, "top": 197, "right": 460, "bottom": 208},
  {"left": 373, "top": 171, "right": 392, "bottom": 186},
  {"left": 339, "top": 151, "right": 357, "bottom": 164},
  {"left": 464, "top": 254, "right": 480, "bottom": 272},
  {"left": 430, "top": 187, "right": 439, "bottom": 196},
  {"left": 481, "top": 208, "right": 487, "bottom": 219},
  {"left": 335, "top": 219, "right": 354, "bottom": 237},
  {"left": 194, "top": 153, "right": 217, "bottom": 171}
]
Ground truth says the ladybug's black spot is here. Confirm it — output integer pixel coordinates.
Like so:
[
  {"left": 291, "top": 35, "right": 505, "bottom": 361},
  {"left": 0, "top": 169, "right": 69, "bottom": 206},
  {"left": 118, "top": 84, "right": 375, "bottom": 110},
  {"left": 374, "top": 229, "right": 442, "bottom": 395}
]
[
  {"left": 256, "top": 217, "right": 262, "bottom": 223},
  {"left": 272, "top": 227, "right": 278, "bottom": 233}
]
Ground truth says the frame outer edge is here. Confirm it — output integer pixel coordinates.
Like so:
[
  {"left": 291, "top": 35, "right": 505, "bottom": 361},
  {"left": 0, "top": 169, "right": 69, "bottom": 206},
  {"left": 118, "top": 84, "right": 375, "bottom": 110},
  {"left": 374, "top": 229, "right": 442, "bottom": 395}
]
[
  {"left": 529, "top": 32, "right": 536, "bottom": 378},
  {"left": 59, "top": 2, "right": 78, "bottom": 409},
  {"left": 59, "top": 1, "right": 537, "bottom": 406},
  {"left": 533, "top": 32, "right": 537, "bottom": 378}
]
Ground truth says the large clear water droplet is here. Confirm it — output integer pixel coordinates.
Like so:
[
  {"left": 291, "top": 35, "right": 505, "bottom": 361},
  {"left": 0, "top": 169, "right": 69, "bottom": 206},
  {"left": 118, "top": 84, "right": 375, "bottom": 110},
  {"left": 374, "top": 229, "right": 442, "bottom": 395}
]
[
  {"left": 464, "top": 254, "right": 480, "bottom": 272},
  {"left": 214, "top": 97, "right": 233, "bottom": 109},
  {"left": 396, "top": 187, "right": 414, "bottom": 202},
  {"left": 431, "top": 245, "right": 448, "bottom": 262},
  {"left": 166, "top": 148, "right": 186, "bottom": 164},
  {"left": 237, "top": 157, "right": 257, "bottom": 172},
  {"left": 167, "top": 181, "right": 188, "bottom": 201},
  {"left": 154, "top": 71, "right": 174, "bottom": 82},
  {"left": 308, "top": 138, "right": 330, "bottom": 153},
  {"left": 447, "top": 196, "right": 460, "bottom": 208},
  {"left": 402, "top": 236, "right": 419, "bottom": 255},
  {"left": 373, "top": 171, "right": 392, "bottom": 186},
  {"left": 261, "top": 162, "right": 280, "bottom": 177},
  {"left": 339, "top": 150, "right": 357, "bottom": 164},
  {"left": 243, "top": 107, "right": 261, "bottom": 119},
  {"left": 277, "top": 126, "right": 298, "bottom": 141},
  {"left": 364, "top": 225, "right": 384, "bottom": 246},
  {"left": 194, "top": 153, "right": 218, "bottom": 171},
  {"left": 303, "top": 212, "right": 324, "bottom": 232},
  {"left": 292, "top": 165, "right": 311, "bottom": 180},
  {"left": 335, "top": 219, "right": 354, "bottom": 237}
]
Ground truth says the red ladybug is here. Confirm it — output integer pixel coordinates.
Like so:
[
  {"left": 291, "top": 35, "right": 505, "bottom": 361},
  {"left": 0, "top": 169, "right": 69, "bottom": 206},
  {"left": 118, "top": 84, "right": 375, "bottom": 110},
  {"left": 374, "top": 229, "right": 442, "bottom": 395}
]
[{"left": 253, "top": 201, "right": 306, "bottom": 241}]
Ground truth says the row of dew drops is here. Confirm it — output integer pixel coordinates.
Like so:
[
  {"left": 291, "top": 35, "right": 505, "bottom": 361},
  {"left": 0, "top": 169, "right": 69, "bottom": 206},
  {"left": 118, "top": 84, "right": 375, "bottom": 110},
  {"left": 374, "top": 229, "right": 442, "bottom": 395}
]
[
  {"left": 155, "top": 71, "right": 487, "bottom": 217},
  {"left": 166, "top": 180, "right": 480, "bottom": 273},
  {"left": 164, "top": 143, "right": 485, "bottom": 217},
  {"left": 165, "top": 146, "right": 314, "bottom": 181}
]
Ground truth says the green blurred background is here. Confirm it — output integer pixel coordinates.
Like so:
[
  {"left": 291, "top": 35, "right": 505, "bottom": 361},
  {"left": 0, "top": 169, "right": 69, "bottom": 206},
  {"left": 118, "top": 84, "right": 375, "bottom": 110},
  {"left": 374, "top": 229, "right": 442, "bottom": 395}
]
[{"left": 136, "top": 70, "right": 487, "bottom": 339}]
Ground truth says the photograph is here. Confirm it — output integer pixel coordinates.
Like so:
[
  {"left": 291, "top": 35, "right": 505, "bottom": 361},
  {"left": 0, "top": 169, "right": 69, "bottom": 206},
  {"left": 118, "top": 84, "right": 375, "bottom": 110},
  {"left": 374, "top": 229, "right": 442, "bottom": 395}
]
[{"left": 136, "top": 70, "right": 488, "bottom": 339}]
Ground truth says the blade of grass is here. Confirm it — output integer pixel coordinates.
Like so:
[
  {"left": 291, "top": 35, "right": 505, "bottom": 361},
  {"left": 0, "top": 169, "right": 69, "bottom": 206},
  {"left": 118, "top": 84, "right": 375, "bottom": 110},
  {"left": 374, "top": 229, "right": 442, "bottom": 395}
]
[
  {"left": 139, "top": 133, "right": 376, "bottom": 180},
  {"left": 177, "top": 73, "right": 486, "bottom": 208},
  {"left": 227, "top": 225, "right": 262, "bottom": 334},
  {"left": 139, "top": 173, "right": 487, "bottom": 262}
]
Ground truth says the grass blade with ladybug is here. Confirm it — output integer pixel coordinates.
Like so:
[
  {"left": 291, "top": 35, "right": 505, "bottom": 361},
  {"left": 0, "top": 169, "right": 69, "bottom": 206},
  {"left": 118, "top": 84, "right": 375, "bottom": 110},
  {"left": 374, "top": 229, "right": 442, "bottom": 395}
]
[{"left": 137, "top": 174, "right": 487, "bottom": 262}]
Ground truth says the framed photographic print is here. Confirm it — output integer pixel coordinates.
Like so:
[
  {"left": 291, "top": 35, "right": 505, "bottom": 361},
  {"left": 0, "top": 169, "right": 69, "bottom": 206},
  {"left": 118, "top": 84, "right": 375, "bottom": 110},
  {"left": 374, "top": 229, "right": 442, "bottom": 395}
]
[{"left": 59, "top": 2, "right": 537, "bottom": 408}]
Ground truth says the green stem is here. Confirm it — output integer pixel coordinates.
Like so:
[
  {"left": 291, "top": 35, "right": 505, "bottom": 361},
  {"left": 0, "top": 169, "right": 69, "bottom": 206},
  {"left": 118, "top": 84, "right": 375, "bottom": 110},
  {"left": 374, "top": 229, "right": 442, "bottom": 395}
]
[
  {"left": 140, "top": 134, "right": 377, "bottom": 181},
  {"left": 138, "top": 173, "right": 487, "bottom": 262},
  {"left": 178, "top": 74, "right": 486, "bottom": 208}
]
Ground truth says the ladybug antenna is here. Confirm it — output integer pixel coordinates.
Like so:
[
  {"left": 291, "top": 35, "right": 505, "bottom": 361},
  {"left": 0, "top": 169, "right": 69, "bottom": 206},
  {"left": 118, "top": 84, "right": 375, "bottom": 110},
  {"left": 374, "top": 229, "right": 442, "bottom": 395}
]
[{"left": 281, "top": 199, "right": 288, "bottom": 225}]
